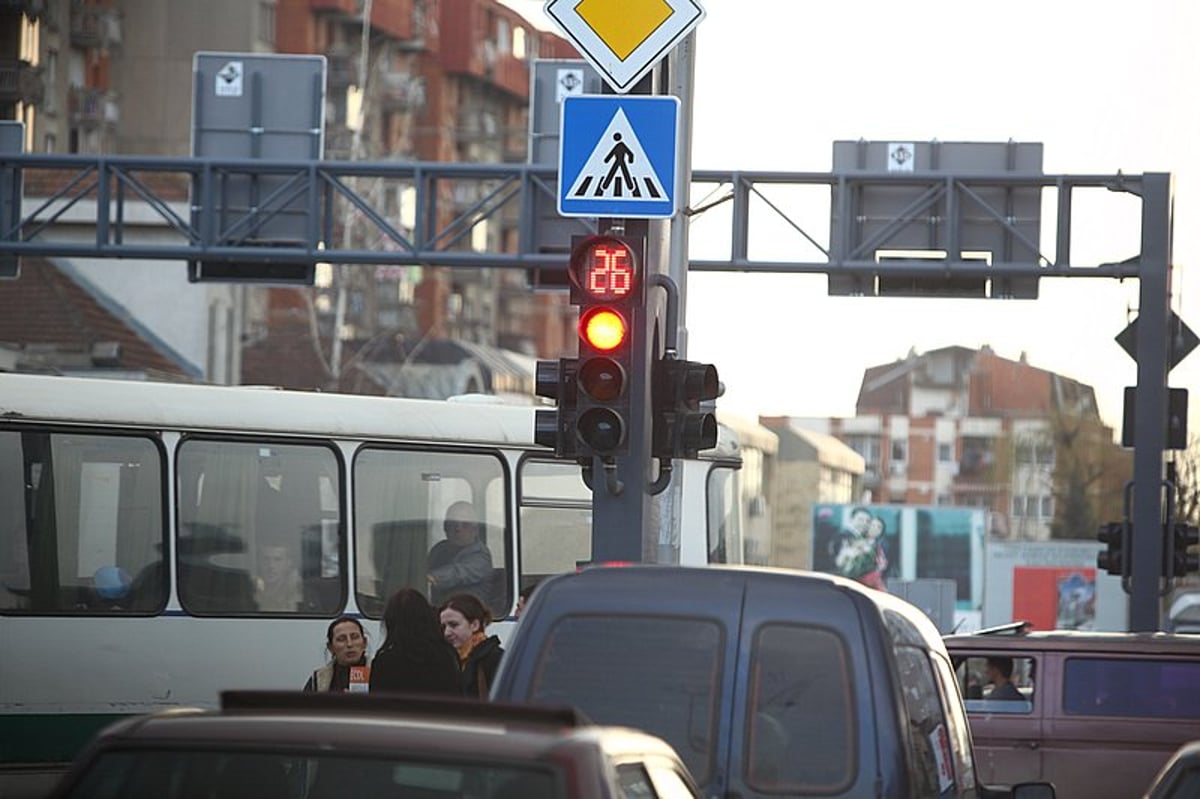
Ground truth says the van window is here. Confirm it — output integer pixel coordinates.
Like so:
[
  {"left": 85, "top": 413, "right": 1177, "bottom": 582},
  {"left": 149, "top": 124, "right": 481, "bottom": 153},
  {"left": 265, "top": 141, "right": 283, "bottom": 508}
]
[
  {"left": 526, "top": 614, "right": 722, "bottom": 782},
  {"left": 893, "top": 645, "right": 956, "bottom": 797},
  {"left": 954, "top": 655, "right": 1035, "bottom": 714},
  {"left": 744, "top": 624, "right": 853, "bottom": 793},
  {"left": 1063, "top": 657, "right": 1200, "bottom": 719}
]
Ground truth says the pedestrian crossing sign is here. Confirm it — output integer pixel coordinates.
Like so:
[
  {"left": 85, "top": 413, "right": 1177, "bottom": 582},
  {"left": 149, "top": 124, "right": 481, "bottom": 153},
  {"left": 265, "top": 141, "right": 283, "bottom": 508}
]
[{"left": 558, "top": 94, "right": 680, "bottom": 219}]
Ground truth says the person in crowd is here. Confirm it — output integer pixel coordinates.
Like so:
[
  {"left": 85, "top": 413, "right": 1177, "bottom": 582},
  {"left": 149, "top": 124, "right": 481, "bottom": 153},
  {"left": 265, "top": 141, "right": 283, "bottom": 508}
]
[
  {"left": 831, "top": 505, "right": 872, "bottom": 575},
  {"left": 427, "top": 501, "right": 494, "bottom": 606},
  {"left": 984, "top": 656, "right": 1025, "bottom": 701},
  {"left": 515, "top": 580, "right": 539, "bottom": 618},
  {"left": 440, "top": 592, "right": 504, "bottom": 699},
  {"left": 255, "top": 542, "right": 303, "bottom": 611},
  {"left": 369, "top": 588, "right": 461, "bottom": 695},
  {"left": 303, "top": 616, "right": 371, "bottom": 692}
]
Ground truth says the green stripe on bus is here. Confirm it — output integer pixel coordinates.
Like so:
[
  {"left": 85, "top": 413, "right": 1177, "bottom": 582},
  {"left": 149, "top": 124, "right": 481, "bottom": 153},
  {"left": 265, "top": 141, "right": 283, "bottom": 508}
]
[{"left": 0, "top": 714, "right": 128, "bottom": 764}]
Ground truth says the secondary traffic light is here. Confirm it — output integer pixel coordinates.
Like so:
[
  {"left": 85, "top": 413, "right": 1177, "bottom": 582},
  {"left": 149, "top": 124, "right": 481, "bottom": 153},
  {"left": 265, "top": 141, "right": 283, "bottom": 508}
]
[
  {"left": 1096, "top": 521, "right": 1127, "bottom": 577},
  {"left": 534, "top": 358, "right": 578, "bottom": 457},
  {"left": 652, "top": 357, "right": 720, "bottom": 460},
  {"left": 1168, "top": 522, "right": 1200, "bottom": 577},
  {"left": 571, "top": 233, "right": 643, "bottom": 459}
]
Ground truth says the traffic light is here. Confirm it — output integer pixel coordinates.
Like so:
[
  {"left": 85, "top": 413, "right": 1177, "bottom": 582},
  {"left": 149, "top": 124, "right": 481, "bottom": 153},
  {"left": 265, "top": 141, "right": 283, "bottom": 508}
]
[
  {"left": 534, "top": 358, "right": 578, "bottom": 457},
  {"left": 1168, "top": 522, "right": 1200, "bottom": 577},
  {"left": 652, "top": 357, "right": 721, "bottom": 460},
  {"left": 1097, "top": 521, "right": 1128, "bottom": 576},
  {"left": 570, "top": 233, "right": 643, "bottom": 459}
]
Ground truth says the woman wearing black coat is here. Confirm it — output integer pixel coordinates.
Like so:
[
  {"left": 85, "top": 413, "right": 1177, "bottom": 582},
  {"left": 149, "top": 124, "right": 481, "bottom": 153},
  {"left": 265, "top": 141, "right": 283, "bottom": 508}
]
[
  {"left": 369, "top": 588, "right": 461, "bottom": 695},
  {"left": 440, "top": 592, "right": 504, "bottom": 699}
]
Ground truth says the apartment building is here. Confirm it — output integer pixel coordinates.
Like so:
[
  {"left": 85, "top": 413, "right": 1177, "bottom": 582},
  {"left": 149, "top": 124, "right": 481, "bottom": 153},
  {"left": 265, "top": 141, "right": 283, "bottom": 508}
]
[
  {"left": 793, "top": 345, "right": 1130, "bottom": 542},
  {"left": 0, "top": 0, "right": 578, "bottom": 391}
]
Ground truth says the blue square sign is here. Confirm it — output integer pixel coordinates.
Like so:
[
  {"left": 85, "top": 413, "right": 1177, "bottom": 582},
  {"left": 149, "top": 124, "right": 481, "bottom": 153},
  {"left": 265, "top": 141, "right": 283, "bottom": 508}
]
[{"left": 558, "top": 95, "right": 680, "bottom": 219}]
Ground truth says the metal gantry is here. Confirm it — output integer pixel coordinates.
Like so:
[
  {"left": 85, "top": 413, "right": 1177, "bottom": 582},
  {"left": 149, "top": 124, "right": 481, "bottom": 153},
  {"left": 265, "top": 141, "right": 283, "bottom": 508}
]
[{"left": 0, "top": 153, "right": 1176, "bottom": 630}]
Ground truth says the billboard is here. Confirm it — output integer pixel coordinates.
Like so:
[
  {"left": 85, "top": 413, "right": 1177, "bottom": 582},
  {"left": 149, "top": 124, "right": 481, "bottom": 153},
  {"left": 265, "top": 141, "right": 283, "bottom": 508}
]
[{"left": 812, "top": 504, "right": 985, "bottom": 611}]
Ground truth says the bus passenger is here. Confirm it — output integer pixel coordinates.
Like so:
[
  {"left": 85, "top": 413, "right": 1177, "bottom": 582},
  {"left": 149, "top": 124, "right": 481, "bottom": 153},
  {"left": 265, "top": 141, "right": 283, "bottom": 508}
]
[
  {"left": 255, "top": 542, "right": 304, "bottom": 612},
  {"left": 427, "top": 502, "right": 493, "bottom": 606},
  {"left": 369, "top": 588, "right": 460, "bottom": 695},
  {"left": 440, "top": 593, "right": 504, "bottom": 699},
  {"left": 303, "top": 616, "right": 371, "bottom": 692}
]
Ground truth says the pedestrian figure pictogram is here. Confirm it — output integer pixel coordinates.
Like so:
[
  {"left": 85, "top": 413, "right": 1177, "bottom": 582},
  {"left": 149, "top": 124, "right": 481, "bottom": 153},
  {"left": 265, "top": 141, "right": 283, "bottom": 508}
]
[
  {"left": 601, "top": 133, "right": 637, "bottom": 197},
  {"left": 566, "top": 108, "right": 666, "bottom": 203}
]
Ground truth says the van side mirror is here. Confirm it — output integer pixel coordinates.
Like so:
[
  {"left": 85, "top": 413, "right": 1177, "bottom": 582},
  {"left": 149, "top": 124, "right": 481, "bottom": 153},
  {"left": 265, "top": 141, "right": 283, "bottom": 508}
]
[{"left": 1011, "top": 783, "right": 1055, "bottom": 799}]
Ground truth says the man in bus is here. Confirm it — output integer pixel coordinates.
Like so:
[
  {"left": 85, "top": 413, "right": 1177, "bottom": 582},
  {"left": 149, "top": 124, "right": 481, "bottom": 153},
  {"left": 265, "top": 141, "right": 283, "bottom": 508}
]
[{"left": 428, "top": 501, "right": 494, "bottom": 607}]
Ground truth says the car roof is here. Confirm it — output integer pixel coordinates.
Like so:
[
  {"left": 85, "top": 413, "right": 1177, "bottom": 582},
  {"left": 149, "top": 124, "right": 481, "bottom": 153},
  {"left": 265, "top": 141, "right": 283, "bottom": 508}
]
[
  {"left": 88, "top": 692, "right": 682, "bottom": 764},
  {"left": 943, "top": 630, "right": 1200, "bottom": 656},
  {"left": 530, "top": 563, "right": 945, "bottom": 639}
]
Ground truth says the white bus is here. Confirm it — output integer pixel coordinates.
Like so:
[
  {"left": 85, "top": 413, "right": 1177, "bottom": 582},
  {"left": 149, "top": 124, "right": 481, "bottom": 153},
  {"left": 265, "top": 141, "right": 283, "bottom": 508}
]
[{"left": 0, "top": 371, "right": 751, "bottom": 784}]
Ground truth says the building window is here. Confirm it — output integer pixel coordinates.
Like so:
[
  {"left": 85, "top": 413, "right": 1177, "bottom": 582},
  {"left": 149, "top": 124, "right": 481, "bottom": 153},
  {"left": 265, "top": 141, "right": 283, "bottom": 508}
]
[
  {"left": 1012, "top": 495, "right": 1024, "bottom": 517},
  {"left": 960, "top": 437, "right": 995, "bottom": 479},
  {"left": 936, "top": 494, "right": 953, "bottom": 506},
  {"left": 1040, "top": 496, "right": 1054, "bottom": 518},
  {"left": 938, "top": 443, "right": 953, "bottom": 462},
  {"left": 891, "top": 439, "right": 907, "bottom": 462},
  {"left": 258, "top": 1, "right": 276, "bottom": 47},
  {"left": 1036, "top": 445, "right": 1054, "bottom": 466}
]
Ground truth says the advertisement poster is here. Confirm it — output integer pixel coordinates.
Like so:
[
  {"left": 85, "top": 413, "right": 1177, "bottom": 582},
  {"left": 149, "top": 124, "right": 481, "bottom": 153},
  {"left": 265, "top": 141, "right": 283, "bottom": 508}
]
[
  {"left": 1011, "top": 567, "right": 1097, "bottom": 630},
  {"left": 812, "top": 504, "right": 984, "bottom": 610}
]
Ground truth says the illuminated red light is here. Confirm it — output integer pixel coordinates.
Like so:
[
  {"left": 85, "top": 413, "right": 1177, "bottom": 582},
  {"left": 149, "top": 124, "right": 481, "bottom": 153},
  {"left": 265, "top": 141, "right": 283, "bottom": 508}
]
[{"left": 580, "top": 308, "right": 627, "bottom": 352}]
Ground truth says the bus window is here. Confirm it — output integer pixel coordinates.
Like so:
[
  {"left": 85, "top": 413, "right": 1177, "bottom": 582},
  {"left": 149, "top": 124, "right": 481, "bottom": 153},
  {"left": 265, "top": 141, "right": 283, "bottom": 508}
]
[
  {"left": 354, "top": 448, "right": 507, "bottom": 620},
  {"left": 176, "top": 439, "right": 341, "bottom": 616},
  {"left": 706, "top": 466, "right": 742, "bottom": 565},
  {"left": 519, "top": 459, "right": 591, "bottom": 585},
  {"left": 0, "top": 429, "right": 165, "bottom": 614}
]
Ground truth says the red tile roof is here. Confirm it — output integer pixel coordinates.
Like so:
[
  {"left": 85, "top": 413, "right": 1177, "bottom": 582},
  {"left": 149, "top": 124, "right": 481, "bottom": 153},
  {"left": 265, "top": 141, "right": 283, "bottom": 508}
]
[{"left": 0, "top": 258, "right": 192, "bottom": 379}]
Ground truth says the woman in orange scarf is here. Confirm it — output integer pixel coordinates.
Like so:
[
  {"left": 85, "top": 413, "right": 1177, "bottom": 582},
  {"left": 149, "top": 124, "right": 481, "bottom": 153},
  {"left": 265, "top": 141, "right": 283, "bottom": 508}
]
[{"left": 440, "top": 592, "right": 504, "bottom": 699}]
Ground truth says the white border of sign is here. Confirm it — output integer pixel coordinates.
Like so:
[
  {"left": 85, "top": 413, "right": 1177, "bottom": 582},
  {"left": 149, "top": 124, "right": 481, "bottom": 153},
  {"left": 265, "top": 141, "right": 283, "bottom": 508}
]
[{"left": 544, "top": 0, "right": 705, "bottom": 93}]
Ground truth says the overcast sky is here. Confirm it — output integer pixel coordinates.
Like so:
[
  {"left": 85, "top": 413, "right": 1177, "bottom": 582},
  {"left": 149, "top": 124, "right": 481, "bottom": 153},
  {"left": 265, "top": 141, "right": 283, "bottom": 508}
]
[{"left": 503, "top": 0, "right": 1200, "bottom": 432}]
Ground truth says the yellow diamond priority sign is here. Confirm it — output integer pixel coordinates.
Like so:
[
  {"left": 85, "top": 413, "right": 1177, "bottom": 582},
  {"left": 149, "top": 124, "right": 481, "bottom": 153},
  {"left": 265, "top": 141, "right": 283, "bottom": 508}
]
[{"left": 544, "top": 0, "right": 705, "bottom": 93}]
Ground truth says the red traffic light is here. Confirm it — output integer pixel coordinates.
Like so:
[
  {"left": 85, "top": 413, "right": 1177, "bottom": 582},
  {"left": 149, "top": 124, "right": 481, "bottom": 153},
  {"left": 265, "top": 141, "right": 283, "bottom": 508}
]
[
  {"left": 570, "top": 235, "right": 638, "bottom": 302},
  {"left": 580, "top": 307, "right": 628, "bottom": 352}
]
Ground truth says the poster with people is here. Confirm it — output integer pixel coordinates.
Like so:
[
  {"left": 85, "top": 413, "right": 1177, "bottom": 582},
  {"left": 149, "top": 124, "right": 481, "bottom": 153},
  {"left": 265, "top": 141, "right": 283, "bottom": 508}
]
[{"left": 812, "top": 504, "right": 985, "bottom": 611}]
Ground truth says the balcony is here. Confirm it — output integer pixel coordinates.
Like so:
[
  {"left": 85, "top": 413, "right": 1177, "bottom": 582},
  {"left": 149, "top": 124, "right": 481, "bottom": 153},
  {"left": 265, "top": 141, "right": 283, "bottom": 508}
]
[
  {"left": 69, "top": 86, "right": 119, "bottom": 128},
  {"left": 0, "top": 59, "right": 43, "bottom": 105},
  {"left": 70, "top": 6, "right": 121, "bottom": 50},
  {"left": 378, "top": 71, "right": 425, "bottom": 112}
]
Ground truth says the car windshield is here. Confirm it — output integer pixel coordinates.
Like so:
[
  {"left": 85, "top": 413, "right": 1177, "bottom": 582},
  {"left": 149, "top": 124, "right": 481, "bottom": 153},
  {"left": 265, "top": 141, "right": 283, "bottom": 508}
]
[{"left": 62, "top": 748, "right": 561, "bottom": 799}]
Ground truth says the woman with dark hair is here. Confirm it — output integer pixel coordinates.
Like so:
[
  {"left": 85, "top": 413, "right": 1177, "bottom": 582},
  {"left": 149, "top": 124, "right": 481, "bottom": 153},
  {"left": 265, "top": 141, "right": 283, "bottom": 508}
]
[
  {"left": 369, "top": 588, "right": 460, "bottom": 695},
  {"left": 440, "top": 592, "right": 504, "bottom": 699},
  {"left": 303, "top": 616, "right": 371, "bottom": 692}
]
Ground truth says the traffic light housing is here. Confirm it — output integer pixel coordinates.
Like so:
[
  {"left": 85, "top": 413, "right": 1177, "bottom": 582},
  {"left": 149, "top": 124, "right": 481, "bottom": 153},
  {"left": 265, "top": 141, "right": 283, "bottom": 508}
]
[
  {"left": 534, "top": 234, "right": 644, "bottom": 460},
  {"left": 1097, "top": 521, "right": 1128, "bottom": 577},
  {"left": 653, "top": 357, "right": 720, "bottom": 460},
  {"left": 1168, "top": 522, "right": 1200, "bottom": 577},
  {"left": 571, "top": 233, "right": 643, "bottom": 459},
  {"left": 534, "top": 358, "right": 578, "bottom": 457}
]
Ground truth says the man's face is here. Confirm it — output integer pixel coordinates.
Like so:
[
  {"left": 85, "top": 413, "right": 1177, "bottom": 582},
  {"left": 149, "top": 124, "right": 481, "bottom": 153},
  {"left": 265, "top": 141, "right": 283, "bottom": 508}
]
[
  {"left": 850, "top": 511, "right": 871, "bottom": 534},
  {"left": 260, "top": 546, "right": 291, "bottom": 581},
  {"left": 445, "top": 509, "right": 479, "bottom": 547}
]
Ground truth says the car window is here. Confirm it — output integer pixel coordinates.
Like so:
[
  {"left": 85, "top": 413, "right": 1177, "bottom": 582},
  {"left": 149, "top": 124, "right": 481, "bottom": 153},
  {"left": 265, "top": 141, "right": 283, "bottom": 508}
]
[
  {"left": 954, "top": 654, "right": 1036, "bottom": 714},
  {"left": 743, "top": 623, "right": 854, "bottom": 793},
  {"left": 60, "top": 748, "right": 562, "bottom": 799},
  {"left": 893, "top": 645, "right": 957, "bottom": 797},
  {"left": 930, "top": 652, "right": 977, "bottom": 791},
  {"left": 527, "top": 614, "right": 723, "bottom": 782},
  {"left": 1063, "top": 657, "right": 1200, "bottom": 719},
  {"left": 618, "top": 763, "right": 656, "bottom": 798}
]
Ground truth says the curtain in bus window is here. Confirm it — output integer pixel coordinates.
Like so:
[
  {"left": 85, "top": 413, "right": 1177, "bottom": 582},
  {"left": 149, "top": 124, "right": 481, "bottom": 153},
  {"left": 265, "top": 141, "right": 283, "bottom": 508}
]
[
  {"left": 0, "top": 431, "right": 31, "bottom": 608},
  {"left": 178, "top": 441, "right": 260, "bottom": 614}
]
